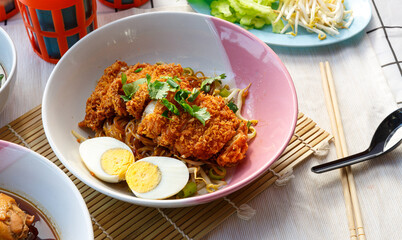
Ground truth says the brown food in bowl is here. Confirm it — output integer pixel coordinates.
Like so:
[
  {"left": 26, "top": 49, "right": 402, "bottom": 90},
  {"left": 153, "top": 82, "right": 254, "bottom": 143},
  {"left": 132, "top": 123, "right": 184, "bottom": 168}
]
[{"left": 0, "top": 193, "right": 34, "bottom": 240}]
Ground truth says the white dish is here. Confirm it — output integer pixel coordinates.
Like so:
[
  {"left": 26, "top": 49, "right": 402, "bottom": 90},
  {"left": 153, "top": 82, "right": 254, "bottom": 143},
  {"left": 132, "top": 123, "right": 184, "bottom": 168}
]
[
  {"left": 188, "top": 0, "right": 372, "bottom": 47},
  {"left": 0, "top": 26, "right": 17, "bottom": 112},
  {"left": 0, "top": 140, "right": 94, "bottom": 239}
]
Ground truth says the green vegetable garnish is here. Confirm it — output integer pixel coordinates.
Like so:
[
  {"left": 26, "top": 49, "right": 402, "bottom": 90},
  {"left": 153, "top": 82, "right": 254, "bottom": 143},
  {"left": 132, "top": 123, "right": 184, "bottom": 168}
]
[
  {"left": 174, "top": 89, "right": 210, "bottom": 126},
  {"left": 147, "top": 74, "right": 180, "bottom": 100},
  {"left": 210, "top": 0, "right": 284, "bottom": 32},
  {"left": 183, "top": 67, "right": 194, "bottom": 76},
  {"left": 134, "top": 68, "right": 143, "bottom": 73},
  {"left": 187, "top": 89, "right": 200, "bottom": 102},
  {"left": 161, "top": 110, "right": 171, "bottom": 120},
  {"left": 120, "top": 73, "right": 147, "bottom": 102},
  {"left": 148, "top": 81, "right": 171, "bottom": 100},
  {"left": 176, "top": 182, "right": 197, "bottom": 198},
  {"left": 209, "top": 166, "right": 227, "bottom": 180},
  {"left": 167, "top": 78, "right": 179, "bottom": 90},
  {"left": 161, "top": 98, "right": 180, "bottom": 116},
  {"left": 174, "top": 89, "right": 190, "bottom": 102},
  {"left": 0, "top": 74, "right": 4, "bottom": 81},
  {"left": 227, "top": 102, "right": 238, "bottom": 113},
  {"left": 247, "top": 120, "right": 252, "bottom": 128},
  {"left": 219, "top": 88, "right": 230, "bottom": 98},
  {"left": 192, "top": 105, "right": 211, "bottom": 126},
  {"left": 144, "top": 73, "right": 223, "bottom": 125},
  {"left": 200, "top": 74, "right": 226, "bottom": 92},
  {"left": 121, "top": 72, "right": 127, "bottom": 84}
]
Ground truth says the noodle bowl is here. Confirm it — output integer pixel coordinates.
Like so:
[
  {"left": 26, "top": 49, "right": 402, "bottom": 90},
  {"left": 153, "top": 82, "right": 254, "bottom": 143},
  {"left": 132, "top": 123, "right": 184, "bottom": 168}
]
[{"left": 75, "top": 61, "right": 257, "bottom": 198}]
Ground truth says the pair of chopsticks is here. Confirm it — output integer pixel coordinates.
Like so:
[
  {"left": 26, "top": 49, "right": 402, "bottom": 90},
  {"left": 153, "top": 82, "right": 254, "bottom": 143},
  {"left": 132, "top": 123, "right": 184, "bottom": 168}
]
[{"left": 320, "top": 61, "right": 366, "bottom": 240}]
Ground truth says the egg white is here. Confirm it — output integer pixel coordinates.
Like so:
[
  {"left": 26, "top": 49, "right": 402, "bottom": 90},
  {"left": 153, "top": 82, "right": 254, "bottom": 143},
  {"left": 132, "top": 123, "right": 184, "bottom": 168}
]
[
  {"left": 79, "top": 137, "right": 133, "bottom": 183},
  {"left": 128, "top": 157, "right": 189, "bottom": 200}
]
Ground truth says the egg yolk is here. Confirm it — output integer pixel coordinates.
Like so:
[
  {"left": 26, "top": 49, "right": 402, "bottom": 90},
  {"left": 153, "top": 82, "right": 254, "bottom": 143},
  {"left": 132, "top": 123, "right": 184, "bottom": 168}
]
[
  {"left": 126, "top": 162, "right": 161, "bottom": 193},
  {"left": 101, "top": 148, "right": 134, "bottom": 180}
]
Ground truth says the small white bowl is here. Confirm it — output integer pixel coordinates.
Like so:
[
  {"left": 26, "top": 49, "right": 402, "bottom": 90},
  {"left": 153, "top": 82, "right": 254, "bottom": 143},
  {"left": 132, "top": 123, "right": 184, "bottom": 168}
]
[
  {"left": 0, "top": 140, "right": 93, "bottom": 239},
  {"left": 0, "top": 27, "right": 17, "bottom": 113}
]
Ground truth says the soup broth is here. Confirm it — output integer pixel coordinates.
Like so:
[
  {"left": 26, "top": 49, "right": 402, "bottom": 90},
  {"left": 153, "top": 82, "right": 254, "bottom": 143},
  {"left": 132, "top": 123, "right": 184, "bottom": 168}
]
[{"left": 0, "top": 189, "right": 59, "bottom": 240}]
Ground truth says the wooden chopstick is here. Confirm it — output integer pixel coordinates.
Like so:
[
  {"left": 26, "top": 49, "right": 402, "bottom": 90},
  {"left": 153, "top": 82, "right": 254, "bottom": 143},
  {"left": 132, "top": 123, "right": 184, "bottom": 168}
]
[{"left": 319, "top": 61, "right": 366, "bottom": 240}]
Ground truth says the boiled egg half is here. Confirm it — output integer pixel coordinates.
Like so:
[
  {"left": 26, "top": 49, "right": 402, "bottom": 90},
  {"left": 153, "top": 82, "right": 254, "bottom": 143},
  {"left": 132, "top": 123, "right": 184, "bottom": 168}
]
[
  {"left": 79, "top": 137, "right": 134, "bottom": 183},
  {"left": 126, "top": 156, "right": 189, "bottom": 200}
]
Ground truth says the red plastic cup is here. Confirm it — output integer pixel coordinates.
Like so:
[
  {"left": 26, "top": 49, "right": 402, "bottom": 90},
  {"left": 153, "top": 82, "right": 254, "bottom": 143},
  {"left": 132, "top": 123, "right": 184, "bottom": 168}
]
[
  {"left": 98, "top": 0, "right": 149, "bottom": 10},
  {"left": 0, "top": 0, "right": 19, "bottom": 22},
  {"left": 16, "top": 0, "right": 98, "bottom": 64}
]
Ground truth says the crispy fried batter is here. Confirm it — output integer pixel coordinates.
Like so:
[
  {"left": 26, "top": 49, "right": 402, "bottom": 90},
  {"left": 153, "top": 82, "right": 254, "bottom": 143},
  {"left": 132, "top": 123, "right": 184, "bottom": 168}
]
[
  {"left": 79, "top": 60, "right": 128, "bottom": 131},
  {"left": 137, "top": 101, "right": 168, "bottom": 139},
  {"left": 216, "top": 121, "right": 249, "bottom": 167},
  {"left": 139, "top": 92, "right": 244, "bottom": 166},
  {"left": 80, "top": 61, "right": 249, "bottom": 167},
  {"left": 126, "top": 63, "right": 183, "bottom": 120},
  {"left": 172, "top": 93, "right": 240, "bottom": 160}
]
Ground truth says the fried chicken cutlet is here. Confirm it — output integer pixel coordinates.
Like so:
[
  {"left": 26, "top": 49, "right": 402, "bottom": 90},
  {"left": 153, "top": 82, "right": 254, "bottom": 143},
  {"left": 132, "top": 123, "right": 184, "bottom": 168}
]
[{"left": 79, "top": 61, "right": 249, "bottom": 167}]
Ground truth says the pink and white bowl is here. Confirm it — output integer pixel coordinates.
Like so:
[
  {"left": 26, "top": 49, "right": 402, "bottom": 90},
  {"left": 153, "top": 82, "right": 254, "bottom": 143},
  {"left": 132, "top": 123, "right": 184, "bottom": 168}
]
[{"left": 42, "top": 12, "right": 298, "bottom": 208}]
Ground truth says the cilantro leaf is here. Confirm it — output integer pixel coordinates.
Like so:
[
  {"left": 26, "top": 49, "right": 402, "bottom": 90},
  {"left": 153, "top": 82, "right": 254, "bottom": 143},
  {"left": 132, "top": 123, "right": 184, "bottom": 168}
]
[
  {"left": 120, "top": 76, "right": 147, "bottom": 102},
  {"left": 173, "top": 89, "right": 210, "bottom": 125},
  {"left": 200, "top": 73, "right": 226, "bottom": 92},
  {"left": 161, "top": 98, "right": 180, "bottom": 116},
  {"left": 147, "top": 74, "right": 178, "bottom": 100},
  {"left": 121, "top": 95, "right": 131, "bottom": 102},
  {"left": 134, "top": 68, "right": 143, "bottom": 73},
  {"left": 148, "top": 80, "right": 170, "bottom": 100},
  {"left": 227, "top": 102, "right": 238, "bottom": 113},
  {"left": 187, "top": 89, "right": 200, "bottom": 102},
  {"left": 192, "top": 105, "right": 210, "bottom": 126}
]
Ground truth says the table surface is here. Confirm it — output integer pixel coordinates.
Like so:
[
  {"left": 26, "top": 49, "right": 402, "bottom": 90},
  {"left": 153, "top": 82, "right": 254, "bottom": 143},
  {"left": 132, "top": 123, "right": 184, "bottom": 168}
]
[{"left": 1, "top": 1, "right": 402, "bottom": 240}]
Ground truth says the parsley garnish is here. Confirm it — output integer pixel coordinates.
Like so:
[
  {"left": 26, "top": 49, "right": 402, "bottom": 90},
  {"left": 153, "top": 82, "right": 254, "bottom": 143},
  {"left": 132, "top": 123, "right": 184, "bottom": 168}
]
[
  {"left": 200, "top": 74, "right": 226, "bottom": 92},
  {"left": 227, "top": 102, "right": 238, "bottom": 113},
  {"left": 134, "top": 68, "right": 143, "bottom": 73},
  {"left": 120, "top": 73, "right": 147, "bottom": 102}
]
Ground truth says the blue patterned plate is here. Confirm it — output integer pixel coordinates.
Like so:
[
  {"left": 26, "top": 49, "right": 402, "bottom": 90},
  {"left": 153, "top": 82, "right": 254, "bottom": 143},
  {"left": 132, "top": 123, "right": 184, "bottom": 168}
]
[{"left": 188, "top": 0, "right": 372, "bottom": 47}]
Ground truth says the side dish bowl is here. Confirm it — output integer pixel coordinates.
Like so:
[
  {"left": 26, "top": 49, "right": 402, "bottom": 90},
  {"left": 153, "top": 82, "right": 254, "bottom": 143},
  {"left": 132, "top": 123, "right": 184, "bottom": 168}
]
[
  {"left": 0, "top": 27, "right": 17, "bottom": 113},
  {"left": 42, "top": 12, "right": 298, "bottom": 208},
  {"left": 0, "top": 140, "right": 93, "bottom": 239}
]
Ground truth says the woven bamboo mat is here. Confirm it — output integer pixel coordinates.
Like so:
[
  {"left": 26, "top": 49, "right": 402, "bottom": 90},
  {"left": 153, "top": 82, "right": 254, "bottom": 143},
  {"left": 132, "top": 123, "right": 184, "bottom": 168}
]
[{"left": 0, "top": 105, "right": 331, "bottom": 240}]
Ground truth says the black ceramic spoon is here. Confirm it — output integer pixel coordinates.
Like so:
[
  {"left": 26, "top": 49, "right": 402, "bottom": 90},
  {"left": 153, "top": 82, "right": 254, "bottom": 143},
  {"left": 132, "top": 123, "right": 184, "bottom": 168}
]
[{"left": 311, "top": 108, "right": 402, "bottom": 174}]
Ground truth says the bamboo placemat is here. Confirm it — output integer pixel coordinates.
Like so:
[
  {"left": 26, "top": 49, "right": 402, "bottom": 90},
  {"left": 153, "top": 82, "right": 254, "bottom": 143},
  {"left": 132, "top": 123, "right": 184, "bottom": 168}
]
[{"left": 0, "top": 105, "right": 331, "bottom": 240}]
